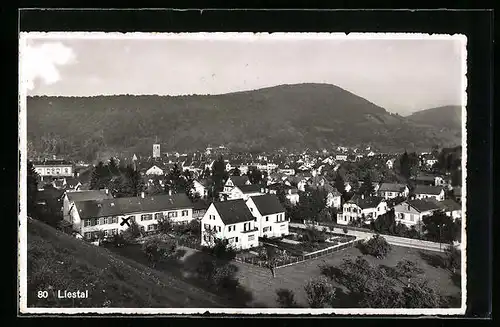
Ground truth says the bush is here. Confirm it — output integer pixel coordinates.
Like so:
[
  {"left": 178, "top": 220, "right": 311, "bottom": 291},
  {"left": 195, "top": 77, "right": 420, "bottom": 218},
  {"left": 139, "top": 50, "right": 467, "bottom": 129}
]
[
  {"left": 302, "top": 226, "right": 327, "bottom": 243},
  {"left": 276, "top": 288, "right": 298, "bottom": 308},
  {"left": 304, "top": 276, "right": 336, "bottom": 308},
  {"left": 141, "top": 236, "right": 177, "bottom": 268},
  {"left": 343, "top": 227, "right": 348, "bottom": 234},
  {"left": 362, "top": 234, "right": 392, "bottom": 259}
]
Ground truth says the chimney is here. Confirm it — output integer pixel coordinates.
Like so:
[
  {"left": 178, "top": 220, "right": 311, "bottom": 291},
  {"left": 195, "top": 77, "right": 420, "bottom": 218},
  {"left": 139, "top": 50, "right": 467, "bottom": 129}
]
[
  {"left": 141, "top": 192, "right": 145, "bottom": 198},
  {"left": 168, "top": 189, "right": 172, "bottom": 196}
]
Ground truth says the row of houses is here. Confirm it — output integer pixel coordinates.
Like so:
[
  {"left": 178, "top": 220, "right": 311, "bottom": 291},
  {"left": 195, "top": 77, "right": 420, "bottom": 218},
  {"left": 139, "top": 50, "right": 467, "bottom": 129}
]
[{"left": 337, "top": 194, "right": 461, "bottom": 228}]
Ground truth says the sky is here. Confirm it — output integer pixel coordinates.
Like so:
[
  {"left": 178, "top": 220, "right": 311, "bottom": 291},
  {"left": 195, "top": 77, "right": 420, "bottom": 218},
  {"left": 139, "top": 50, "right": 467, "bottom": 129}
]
[{"left": 20, "top": 33, "right": 466, "bottom": 115}]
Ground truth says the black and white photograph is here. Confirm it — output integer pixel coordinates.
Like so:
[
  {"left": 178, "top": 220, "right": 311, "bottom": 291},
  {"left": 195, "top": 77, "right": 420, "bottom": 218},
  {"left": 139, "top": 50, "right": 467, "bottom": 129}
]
[{"left": 18, "top": 32, "right": 467, "bottom": 315}]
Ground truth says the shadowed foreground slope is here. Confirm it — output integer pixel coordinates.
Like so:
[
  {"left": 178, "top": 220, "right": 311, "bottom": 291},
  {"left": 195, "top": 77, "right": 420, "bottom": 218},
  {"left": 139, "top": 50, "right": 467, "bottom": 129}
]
[{"left": 26, "top": 218, "right": 227, "bottom": 308}]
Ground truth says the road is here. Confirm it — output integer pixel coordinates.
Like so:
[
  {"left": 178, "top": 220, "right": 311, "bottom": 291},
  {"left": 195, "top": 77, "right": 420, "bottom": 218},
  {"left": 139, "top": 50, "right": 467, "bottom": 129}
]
[{"left": 290, "top": 222, "right": 448, "bottom": 253}]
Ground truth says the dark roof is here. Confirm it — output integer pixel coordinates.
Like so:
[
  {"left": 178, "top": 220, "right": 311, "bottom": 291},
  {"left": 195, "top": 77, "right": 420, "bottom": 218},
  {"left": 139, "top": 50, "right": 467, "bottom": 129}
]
[
  {"left": 436, "top": 199, "right": 461, "bottom": 211},
  {"left": 228, "top": 176, "right": 250, "bottom": 187},
  {"left": 33, "top": 159, "right": 73, "bottom": 166},
  {"left": 348, "top": 195, "right": 384, "bottom": 209},
  {"left": 66, "top": 190, "right": 113, "bottom": 202},
  {"left": 65, "top": 177, "right": 81, "bottom": 188},
  {"left": 75, "top": 193, "right": 193, "bottom": 219},
  {"left": 192, "top": 199, "right": 210, "bottom": 210},
  {"left": 37, "top": 188, "right": 65, "bottom": 201},
  {"left": 414, "top": 185, "right": 443, "bottom": 195},
  {"left": 415, "top": 175, "right": 436, "bottom": 182},
  {"left": 249, "top": 194, "right": 285, "bottom": 215},
  {"left": 237, "top": 184, "right": 263, "bottom": 194},
  {"left": 378, "top": 183, "right": 407, "bottom": 193},
  {"left": 407, "top": 199, "right": 441, "bottom": 212},
  {"left": 213, "top": 199, "right": 255, "bottom": 225}
]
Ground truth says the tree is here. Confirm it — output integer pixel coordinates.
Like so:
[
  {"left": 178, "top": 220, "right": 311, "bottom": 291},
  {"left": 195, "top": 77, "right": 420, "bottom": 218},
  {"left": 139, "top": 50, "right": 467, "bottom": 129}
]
[
  {"left": 147, "top": 178, "right": 165, "bottom": 196},
  {"left": 401, "top": 281, "right": 441, "bottom": 308},
  {"left": 358, "top": 173, "right": 375, "bottom": 198},
  {"left": 394, "top": 260, "right": 424, "bottom": 285},
  {"left": 231, "top": 166, "right": 241, "bottom": 176},
  {"left": 275, "top": 288, "right": 299, "bottom": 308},
  {"left": 158, "top": 218, "right": 174, "bottom": 234},
  {"left": 90, "top": 161, "right": 111, "bottom": 190},
  {"left": 164, "top": 164, "right": 183, "bottom": 194},
  {"left": 444, "top": 245, "right": 461, "bottom": 274},
  {"left": 302, "top": 225, "right": 327, "bottom": 243},
  {"left": 265, "top": 245, "right": 280, "bottom": 277},
  {"left": 108, "top": 157, "right": 120, "bottom": 176},
  {"left": 110, "top": 233, "right": 127, "bottom": 247},
  {"left": 211, "top": 156, "right": 227, "bottom": 199},
  {"left": 362, "top": 234, "right": 392, "bottom": 259},
  {"left": 202, "top": 167, "right": 211, "bottom": 179},
  {"left": 141, "top": 236, "right": 177, "bottom": 268},
  {"left": 399, "top": 151, "right": 411, "bottom": 181},
  {"left": 335, "top": 172, "right": 346, "bottom": 195},
  {"left": 304, "top": 276, "right": 336, "bottom": 308},
  {"left": 27, "top": 161, "right": 39, "bottom": 218},
  {"left": 247, "top": 166, "right": 263, "bottom": 185},
  {"left": 370, "top": 209, "right": 397, "bottom": 235},
  {"left": 422, "top": 211, "right": 458, "bottom": 243},
  {"left": 122, "top": 219, "right": 142, "bottom": 242},
  {"left": 276, "top": 187, "right": 288, "bottom": 206}
]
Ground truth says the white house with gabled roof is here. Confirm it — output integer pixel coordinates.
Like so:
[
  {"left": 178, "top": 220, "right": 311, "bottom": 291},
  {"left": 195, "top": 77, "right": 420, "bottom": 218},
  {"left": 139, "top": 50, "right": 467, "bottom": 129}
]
[
  {"left": 246, "top": 194, "right": 289, "bottom": 238},
  {"left": 200, "top": 199, "right": 259, "bottom": 250}
]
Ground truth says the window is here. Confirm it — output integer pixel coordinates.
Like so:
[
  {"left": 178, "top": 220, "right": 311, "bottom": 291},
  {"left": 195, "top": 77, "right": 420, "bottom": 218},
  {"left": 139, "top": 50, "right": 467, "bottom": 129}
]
[
  {"left": 218, "top": 226, "right": 221, "bottom": 232},
  {"left": 104, "top": 230, "right": 109, "bottom": 237},
  {"left": 265, "top": 216, "right": 269, "bottom": 222},
  {"left": 269, "top": 226, "right": 272, "bottom": 231},
  {"left": 147, "top": 224, "right": 157, "bottom": 231},
  {"left": 111, "top": 229, "right": 118, "bottom": 235},
  {"left": 128, "top": 216, "right": 135, "bottom": 223},
  {"left": 182, "top": 210, "right": 189, "bottom": 216},
  {"left": 141, "top": 214, "right": 153, "bottom": 221},
  {"left": 91, "top": 219, "right": 98, "bottom": 226},
  {"left": 112, "top": 216, "right": 118, "bottom": 224},
  {"left": 263, "top": 227, "right": 270, "bottom": 232},
  {"left": 84, "top": 219, "right": 90, "bottom": 227},
  {"left": 248, "top": 235, "right": 255, "bottom": 241},
  {"left": 84, "top": 232, "right": 91, "bottom": 239},
  {"left": 107, "top": 217, "right": 113, "bottom": 224},
  {"left": 204, "top": 224, "right": 210, "bottom": 230},
  {"left": 235, "top": 237, "right": 239, "bottom": 242},
  {"left": 167, "top": 211, "right": 178, "bottom": 218},
  {"left": 410, "top": 215, "right": 414, "bottom": 222},
  {"left": 154, "top": 212, "right": 164, "bottom": 221},
  {"left": 140, "top": 226, "right": 145, "bottom": 232},
  {"left": 99, "top": 218, "right": 105, "bottom": 225},
  {"left": 250, "top": 207, "right": 253, "bottom": 212}
]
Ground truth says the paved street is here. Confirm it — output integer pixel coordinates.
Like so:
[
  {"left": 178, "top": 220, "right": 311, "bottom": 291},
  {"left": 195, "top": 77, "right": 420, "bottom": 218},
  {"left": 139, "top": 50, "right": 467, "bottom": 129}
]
[{"left": 290, "top": 222, "right": 448, "bottom": 252}]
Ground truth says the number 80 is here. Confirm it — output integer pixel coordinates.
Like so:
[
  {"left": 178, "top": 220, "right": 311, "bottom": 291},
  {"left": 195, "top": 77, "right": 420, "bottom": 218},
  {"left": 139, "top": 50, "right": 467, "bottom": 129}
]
[{"left": 37, "top": 291, "right": 48, "bottom": 298}]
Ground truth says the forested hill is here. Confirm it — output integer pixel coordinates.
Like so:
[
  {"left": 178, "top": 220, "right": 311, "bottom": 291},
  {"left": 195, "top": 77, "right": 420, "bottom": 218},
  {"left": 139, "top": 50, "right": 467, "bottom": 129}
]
[
  {"left": 406, "top": 105, "right": 462, "bottom": 131},
  {"left": 27, "top": 84, "right": 462, "bottom": 161}
]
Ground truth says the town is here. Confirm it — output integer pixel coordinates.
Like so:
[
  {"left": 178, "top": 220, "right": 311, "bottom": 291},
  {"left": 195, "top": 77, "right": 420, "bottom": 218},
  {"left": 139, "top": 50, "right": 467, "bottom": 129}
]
[{"left": 27, "top": 142, "right": 463, "bottom": 308}]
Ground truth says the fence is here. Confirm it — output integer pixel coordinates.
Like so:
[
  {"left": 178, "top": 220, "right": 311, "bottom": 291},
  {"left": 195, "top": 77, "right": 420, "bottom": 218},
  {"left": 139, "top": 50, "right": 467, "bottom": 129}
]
[{"left": 234, "top": 238, "right": 361, "bottom": 269}]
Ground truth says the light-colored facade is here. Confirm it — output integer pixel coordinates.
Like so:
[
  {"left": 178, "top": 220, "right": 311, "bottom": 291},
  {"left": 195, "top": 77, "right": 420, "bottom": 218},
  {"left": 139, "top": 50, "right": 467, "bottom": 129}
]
[
  {"left": 378, "top": 183, "right": 409, "bottom": 199},
  {"left": 200, "top": 203, "right": 259, "bottom": 250},
  {"left": 414, "top": 188, "right": 445, "bottom": 202},
  {"left": 145, "top": 165, "right": 164, "bottom": 176},
  {"left": 338, "top": 198, "right": 388, "bottom": 225},
  {"left": 34, "top": 161, "right": 74, "bottom": 180},
  {"left": 393, "top": 201, "right": 439, "bottom": 228},
  {"left": 246, "top": 196, "right": 289, "bottom": 238}
]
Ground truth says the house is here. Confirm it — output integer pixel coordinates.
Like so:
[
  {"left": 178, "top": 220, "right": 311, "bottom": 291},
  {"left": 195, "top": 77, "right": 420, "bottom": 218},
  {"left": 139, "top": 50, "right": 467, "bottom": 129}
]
[
  {"left": 70, "top": 193, "right": 194, "bottom": 240},
  {"left": 378, "top": 183, "right": 409, "bottom": 199},
  {"left": 145, "top": 165, "right": 164, "bottom": 176},
  {"left": 263, "top": 183, "right": 300, "bottom": 205},
  {"left": 335, "top": 154, "right": 348, "bottom": 161},
  {"left": 65, "top": 177, "right": 83, "bottom": 192},
  {"left": 436, "top": 199, "right": 462, "bottom": 220},
  {"left": 192, "top": 199, "right": 210, "bottom": 219},
  {"left": 338, "top": 195, "right": 388, "bottom": 225},
  {"left": 33, "top": 159, "right": 74, "bottom": 181},
  {"left": 386, "top": 158, "right": 396, "bottom": 170},
  {"left": 413, "top": 185, "right": 445, "bottom": 202},
  {"left": 414, "top": 174, "right": 446, "bottom": 187},
  {"left": 192, "top": 179, "right": 211, "bottom": 198},
  {"left": 326, "top": 188, "right": 342, "bottom": 209},
  {"left": 62, "top": 189, "right": 114, "bottom": 225},
  {"left": 246, "top": 194, "right": 289, "bottom": 238},
  {"left": 393, "top": 199, "right": 441, "bottom": 228},
  {"left": 223, "top": 184, "right": 265, "bottom": 201},
  {"left": 222, "top": 176, "right": 251, "bottom": 193},
  {"left": 200, "top": 199, "right": 259, "bottom": 250}
]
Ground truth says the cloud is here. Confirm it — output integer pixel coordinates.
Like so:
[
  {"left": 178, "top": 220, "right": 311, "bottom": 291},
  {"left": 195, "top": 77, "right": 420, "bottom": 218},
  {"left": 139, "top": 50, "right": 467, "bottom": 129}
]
[{"left": 21, "top": 42, "right": 76, "bottom": 91}]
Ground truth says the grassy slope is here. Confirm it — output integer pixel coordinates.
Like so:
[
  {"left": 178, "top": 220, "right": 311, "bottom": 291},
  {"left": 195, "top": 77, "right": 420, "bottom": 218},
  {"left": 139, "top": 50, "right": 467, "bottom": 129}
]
[
  {"left": 26, "top": 218, "right": 227, "bottom": 308},
  {"left": 27, "top": 84, "right": 461, "bottom": 159}
]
